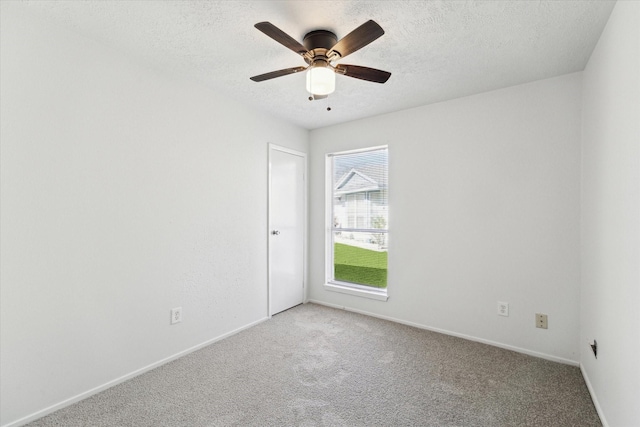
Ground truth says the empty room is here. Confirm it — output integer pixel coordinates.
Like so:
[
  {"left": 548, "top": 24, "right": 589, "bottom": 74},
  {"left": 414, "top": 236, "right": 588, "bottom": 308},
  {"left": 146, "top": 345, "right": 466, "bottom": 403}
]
[{"left": 1, "top": 1, "right": 638, "bottom": 426}]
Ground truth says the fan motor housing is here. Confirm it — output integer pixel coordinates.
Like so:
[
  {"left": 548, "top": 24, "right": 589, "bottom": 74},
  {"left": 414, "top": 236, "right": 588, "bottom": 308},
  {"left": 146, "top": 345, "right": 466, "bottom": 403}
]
[{"left": 303, "top": 30, "right": 337, "bottom": 52}]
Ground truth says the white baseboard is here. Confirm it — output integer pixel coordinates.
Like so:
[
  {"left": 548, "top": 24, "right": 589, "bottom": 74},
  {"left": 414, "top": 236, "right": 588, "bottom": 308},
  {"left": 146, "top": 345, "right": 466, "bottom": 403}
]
[
  {"left": 580, "top": 363, "right": 608, "bottom": 427},
  {"left": 307, "top": 299, "right": 579, "bottom": 366},
  {"left": 2, "top": 317, "right": 269, "bottom": 427}
]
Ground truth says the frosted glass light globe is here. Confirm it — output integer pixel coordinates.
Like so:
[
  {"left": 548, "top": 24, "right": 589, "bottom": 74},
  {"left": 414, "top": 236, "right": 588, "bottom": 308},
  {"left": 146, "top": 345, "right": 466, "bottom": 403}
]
[{"left": 306, "top": 66, "right": 335, "bottom": 95}]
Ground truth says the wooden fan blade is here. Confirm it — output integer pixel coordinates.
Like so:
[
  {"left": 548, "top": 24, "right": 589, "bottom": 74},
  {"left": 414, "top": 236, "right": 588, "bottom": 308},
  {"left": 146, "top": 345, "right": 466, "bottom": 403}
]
[
  {"left": 328, "top": 20, "right": 384, "bottom": 59},
  {"left": 335, "top": 64, "right": 391, "bottom": 83},
  {"left": 250, "top": 67, "right": 306, "bottom": 82},
  {"left": 255, "top": 22, "right": 308, "bottom": 56}
]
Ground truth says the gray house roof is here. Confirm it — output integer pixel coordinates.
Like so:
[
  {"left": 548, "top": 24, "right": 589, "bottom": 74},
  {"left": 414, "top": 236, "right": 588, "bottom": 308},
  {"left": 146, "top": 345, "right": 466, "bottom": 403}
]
[
  {"left": 333, "top": 148, "right": 388, "bottom": 195},
  {"left": 335, "top": 168, "right": 387, "bottom": 195}
]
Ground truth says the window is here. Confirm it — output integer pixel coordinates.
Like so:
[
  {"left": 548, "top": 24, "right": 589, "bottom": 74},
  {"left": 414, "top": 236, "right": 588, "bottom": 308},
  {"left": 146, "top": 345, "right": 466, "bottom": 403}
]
[{"left": 326, "top": 146, "right": 388, "bottom": 300}]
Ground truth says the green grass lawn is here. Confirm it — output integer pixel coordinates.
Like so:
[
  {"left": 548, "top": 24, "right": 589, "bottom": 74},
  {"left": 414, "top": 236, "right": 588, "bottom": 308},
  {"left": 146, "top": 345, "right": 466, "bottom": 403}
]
[{"left": 334, "top": 243, "right": 387, "bottom": 288}]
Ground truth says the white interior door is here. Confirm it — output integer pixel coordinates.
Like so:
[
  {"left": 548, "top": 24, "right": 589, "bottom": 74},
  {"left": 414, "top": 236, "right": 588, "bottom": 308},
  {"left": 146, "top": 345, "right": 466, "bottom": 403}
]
[{"left": 269, "top": 145, "right": 305, "bottom": 315}]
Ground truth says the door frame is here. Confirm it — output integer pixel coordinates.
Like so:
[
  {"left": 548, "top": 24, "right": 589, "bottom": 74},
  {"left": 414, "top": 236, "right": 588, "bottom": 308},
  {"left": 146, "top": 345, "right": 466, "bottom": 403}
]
[{"left": 268, "top": 143, "right": 308, "bottom": 317}]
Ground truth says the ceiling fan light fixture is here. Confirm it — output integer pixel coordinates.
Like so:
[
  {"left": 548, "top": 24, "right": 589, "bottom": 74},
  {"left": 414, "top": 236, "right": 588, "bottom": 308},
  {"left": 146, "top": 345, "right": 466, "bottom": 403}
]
[
  {"left": 251, "top": 21, "right": 390, "bottom": 96},
  {"left": 306, "top": 65, "right": 335, "bottom": 96}
]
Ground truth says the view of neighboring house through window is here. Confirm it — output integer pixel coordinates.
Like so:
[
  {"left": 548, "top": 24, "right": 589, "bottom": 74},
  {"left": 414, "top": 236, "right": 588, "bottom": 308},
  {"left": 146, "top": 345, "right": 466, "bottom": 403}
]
[{"left": 328, "top": 146, "right": 388, "bottom": 290}]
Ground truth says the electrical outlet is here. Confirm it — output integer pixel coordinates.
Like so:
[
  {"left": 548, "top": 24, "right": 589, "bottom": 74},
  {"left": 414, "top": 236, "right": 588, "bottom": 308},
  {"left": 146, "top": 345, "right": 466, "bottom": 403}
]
[
  {"left": 497, "top": 302, "right": 509, "bottom": 317},
  {"left": 170, "top": 307, "right": 182, "bottom": 325},
  {"left": 536, "top": 313, "right": 548, "bottom": 329}
]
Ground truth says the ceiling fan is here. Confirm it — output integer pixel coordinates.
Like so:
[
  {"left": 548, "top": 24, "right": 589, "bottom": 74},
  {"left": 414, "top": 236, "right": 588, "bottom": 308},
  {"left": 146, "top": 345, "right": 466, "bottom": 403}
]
[{"left": 250, "top": 20, "right": 391, "bottom": 101}]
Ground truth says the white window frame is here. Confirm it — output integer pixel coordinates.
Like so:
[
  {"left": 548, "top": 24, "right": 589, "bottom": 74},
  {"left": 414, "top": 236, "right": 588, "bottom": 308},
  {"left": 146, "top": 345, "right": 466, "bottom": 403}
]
[{"left": 324, "top": 146, "right": 389, "bottom": 301}]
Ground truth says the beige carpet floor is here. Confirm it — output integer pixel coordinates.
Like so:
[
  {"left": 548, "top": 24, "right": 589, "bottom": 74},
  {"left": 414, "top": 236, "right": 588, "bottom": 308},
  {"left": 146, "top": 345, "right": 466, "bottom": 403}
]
[{"left": 27, "top": 303, "right": 601, "bottom": 426}]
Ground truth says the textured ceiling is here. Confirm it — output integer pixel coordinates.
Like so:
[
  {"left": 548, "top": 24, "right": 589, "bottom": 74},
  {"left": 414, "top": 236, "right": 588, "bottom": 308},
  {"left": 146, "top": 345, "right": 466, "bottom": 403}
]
[{"left": 18, "top": 0, "right": 615, "bottom": 130}]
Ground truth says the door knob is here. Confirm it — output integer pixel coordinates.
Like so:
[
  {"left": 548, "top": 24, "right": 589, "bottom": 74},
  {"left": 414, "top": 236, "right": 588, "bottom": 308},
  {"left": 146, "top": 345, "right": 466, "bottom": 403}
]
[{"left": 271, "top": 230, "right": 280, "bottom": 235}]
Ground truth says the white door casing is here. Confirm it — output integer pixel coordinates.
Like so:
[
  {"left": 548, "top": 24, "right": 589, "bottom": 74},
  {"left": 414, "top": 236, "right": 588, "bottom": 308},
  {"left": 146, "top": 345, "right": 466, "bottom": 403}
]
[{"left": 268, "top": 144, "right": 306, "bottom": 316}]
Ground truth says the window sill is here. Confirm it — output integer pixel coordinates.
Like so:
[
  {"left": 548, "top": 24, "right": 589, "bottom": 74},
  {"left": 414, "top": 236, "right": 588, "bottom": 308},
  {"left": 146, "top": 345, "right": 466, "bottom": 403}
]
[{"left": 323, "top": 282, "right": 389, "bottom": 301}]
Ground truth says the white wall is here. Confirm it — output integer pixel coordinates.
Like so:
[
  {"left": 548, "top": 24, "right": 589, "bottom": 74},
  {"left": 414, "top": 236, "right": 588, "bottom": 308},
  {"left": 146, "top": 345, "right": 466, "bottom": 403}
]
[
  {"left": 3, "top": 1, "right": 638, "bottom": 426},
  {"left": 0, "top": 3, "right": 308, "bottom": 426},
  {"left": 580, "top": 1, "right": 640, "bottom": 426},
  {"left": 309, "top": 73, "right": 583, "bottom": 364}
]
